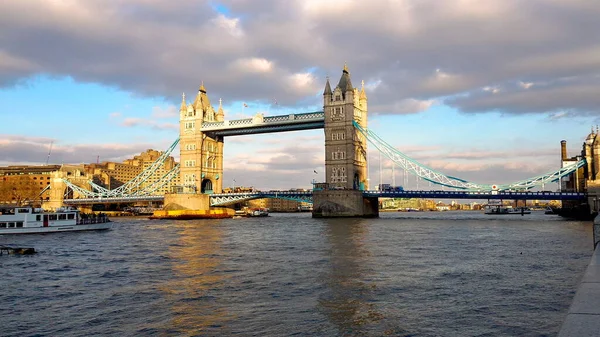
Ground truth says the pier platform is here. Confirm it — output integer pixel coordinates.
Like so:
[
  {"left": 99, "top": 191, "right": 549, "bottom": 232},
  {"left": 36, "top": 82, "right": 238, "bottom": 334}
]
[{"left": 0, "top": 246, "right": 36, "bottom": 255}]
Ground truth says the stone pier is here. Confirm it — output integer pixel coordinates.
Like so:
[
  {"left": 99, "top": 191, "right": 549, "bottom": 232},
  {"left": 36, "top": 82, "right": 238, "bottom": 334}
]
[{"left": 312, "top": 190, "right": 378, "bottom": 218}]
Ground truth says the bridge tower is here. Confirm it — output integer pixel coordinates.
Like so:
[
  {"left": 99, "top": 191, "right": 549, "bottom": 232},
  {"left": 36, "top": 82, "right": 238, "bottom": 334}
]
[
  {"left": 178, "top": 84, "right": 224, "bottom": 195},
  {"left": 163, "top": 84, "right": 226, "bottom": 211},
  {"left": 44, "top": 165, "right": 93, "bottom": 211},
  {"left": 312, "top": 65, "right": 378, "bottom": 218}
]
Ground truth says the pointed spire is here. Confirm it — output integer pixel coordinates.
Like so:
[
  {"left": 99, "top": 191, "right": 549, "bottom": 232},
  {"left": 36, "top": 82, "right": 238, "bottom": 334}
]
[
  {"left": 360, "top": 80, "right": 367, "bottom": 100},
  {"left": 323, "top": 76, "right": 332, "bottom": 96},
  {"left": 180, "top": 92, "right": 186, "bottom": 111},
  {"left": 216, "top": 98, "right": 224, "bottom": 122},
  {"left": 345, "top": 76, "right": 353, "bottom": 92},
  {"left": 337, "top": 64, "right": 353, "bottom": 92},
  {"left": 199, "top": 81, "right": 206, "bottom": 93}
]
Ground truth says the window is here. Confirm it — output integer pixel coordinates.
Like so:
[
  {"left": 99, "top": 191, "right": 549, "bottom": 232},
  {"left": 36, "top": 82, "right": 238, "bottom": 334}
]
[
  {"left": 335, "top": 95, "right": 341, "bottom": 101},
  {"left": 332, "top": 150, "right": 346, "bottom": 160},
  {"left": 330, "top": 166, "right": 347, "bottom": 183},
  {"left": 332, "top": 131, "right": 345, "bottom": 141}
]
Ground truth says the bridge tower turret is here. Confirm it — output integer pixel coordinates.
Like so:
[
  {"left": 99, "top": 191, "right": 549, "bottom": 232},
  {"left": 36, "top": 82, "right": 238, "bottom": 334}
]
[
  {"left": 178, "top": 84, "right": 224, "bottom": 195},
  {"left": 322, "top": 64, "right": 368, "bottom": 190},
  {"left": 312, "top": 64, "right": 378, "bottom": 218}
]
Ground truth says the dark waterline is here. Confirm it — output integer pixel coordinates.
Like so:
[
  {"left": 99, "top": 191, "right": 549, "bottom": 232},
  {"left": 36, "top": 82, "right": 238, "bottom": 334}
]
[{"left": 0, "top": 211, "right": 592, "bottom": 336}]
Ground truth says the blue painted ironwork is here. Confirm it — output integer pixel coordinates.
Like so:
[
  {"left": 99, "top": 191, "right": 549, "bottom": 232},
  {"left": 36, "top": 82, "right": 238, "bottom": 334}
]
[
  {"left": 63, "top": 189, "right": 586, "bottom": 205},
  {"left": 58, "top": 110, "right": 587, "bottom": 203},
  {"left": 60, "top": 138, "right": 180, "bottom": 199},
  {"left": 353, "top": 121, "right": 586, "bottom": 192},
  {"left": 64, "top": 195, "right": 165, "bottom": 205},
  {"left": 363, "top": 190, "right": 587, "bottom": 201},
  {"left": 209, "top": 191, "right": 313, "bottom": 206}
]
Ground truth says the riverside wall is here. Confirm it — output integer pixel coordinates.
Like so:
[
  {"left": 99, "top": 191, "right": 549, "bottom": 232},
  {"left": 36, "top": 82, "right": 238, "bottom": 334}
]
[{"left": 558, "top": 215, "right": 600, "bottom": 336}]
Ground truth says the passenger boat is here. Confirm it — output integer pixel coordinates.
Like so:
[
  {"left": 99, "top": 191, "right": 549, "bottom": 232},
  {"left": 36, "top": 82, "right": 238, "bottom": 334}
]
[
  {"left": 233, "top": 207, "right": 269, "bottom": 218},
  {"left": 0, "top": 206, "right": 112, "bottom": 234},
  {"left": 485, "top": 206, "right": 531, "bottom": 215}
]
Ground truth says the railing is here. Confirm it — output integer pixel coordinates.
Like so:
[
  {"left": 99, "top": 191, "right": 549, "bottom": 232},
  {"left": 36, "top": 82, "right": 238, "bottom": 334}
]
[{"left": 200, "top": 112, "right": 325, "bottom": 131}]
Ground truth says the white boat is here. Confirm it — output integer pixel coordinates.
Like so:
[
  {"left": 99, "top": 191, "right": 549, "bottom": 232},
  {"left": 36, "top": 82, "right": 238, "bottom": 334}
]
[
  {"left": 485, "top": 206, "right": 531, "bottom": 215},
  {"left": 0, "top": 206, "right": 112, "bottom": 234}
]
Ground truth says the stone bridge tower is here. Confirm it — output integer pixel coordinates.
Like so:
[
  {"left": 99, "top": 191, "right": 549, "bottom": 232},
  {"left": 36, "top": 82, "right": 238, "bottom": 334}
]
[
  {"left": 312, "top": 65, "right": 378, "bottom": 218},
  {"left": 44, "top": 165, "right": 93, "bottom": 211},
  {"left": 178, "top": 84, "right": 224, "bottom": 195}
]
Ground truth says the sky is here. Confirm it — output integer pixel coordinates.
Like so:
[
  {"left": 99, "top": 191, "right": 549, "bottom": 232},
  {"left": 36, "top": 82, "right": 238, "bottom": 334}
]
[{"left": 1, "top": 0, "right": 599, "bottom": 191}]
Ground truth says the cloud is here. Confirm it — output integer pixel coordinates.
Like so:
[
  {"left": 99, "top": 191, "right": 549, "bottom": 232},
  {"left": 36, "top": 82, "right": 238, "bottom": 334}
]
[
  {"left": 151, "top": 105, "right": 178, "bottom": 118},
  {"left": 0, "top": 0, "right": 596, "bottom": 115},
  {"left": 0, "top": 134, "right": 167, "bottom": 165},
  {"left": 372, "top": 98, "right": 436, "bottom": 115},
  {"left": 1, "top": 0, "right": 599, "bottom": 189},
  {"left": 121, "top": 118, "right": 178, "bottom": 130},
  {"left": 446, "top": 78, "right": 600, "bottom": 115},
  {"left": 231, "top": 57, "right": 274, "bottom": 73}
]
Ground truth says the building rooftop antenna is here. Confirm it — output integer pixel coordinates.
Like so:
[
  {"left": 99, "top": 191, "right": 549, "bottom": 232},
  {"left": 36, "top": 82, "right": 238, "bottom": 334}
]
[{"left": 45, "top": 141, "right": 53, "bottom": 165}]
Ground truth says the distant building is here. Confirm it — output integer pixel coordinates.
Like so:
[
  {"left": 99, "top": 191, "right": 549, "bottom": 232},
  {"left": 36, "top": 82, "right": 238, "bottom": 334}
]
[
  {"left": 1, "top": 149, "right": 177, "bottom": 206},
  {"left": 0, "top": 165, "right": 60, "bottom": 204},
  {"left": 85, "top": 149, "right": 177, "bottom": 195}
]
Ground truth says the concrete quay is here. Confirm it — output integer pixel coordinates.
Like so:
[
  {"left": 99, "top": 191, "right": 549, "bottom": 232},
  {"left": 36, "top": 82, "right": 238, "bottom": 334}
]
[{"left": 558, "top": 215, "right": 600, "bottom": 336}]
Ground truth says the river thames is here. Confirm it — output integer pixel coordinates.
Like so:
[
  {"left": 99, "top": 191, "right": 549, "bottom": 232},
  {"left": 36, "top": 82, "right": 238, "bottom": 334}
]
[{"left": 0, "top": 211, "right": 593, "bottom": 336}]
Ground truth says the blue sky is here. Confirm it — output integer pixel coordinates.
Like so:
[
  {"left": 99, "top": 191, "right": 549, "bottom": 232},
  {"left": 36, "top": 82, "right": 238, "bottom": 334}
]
[{"left": 1, "top": 0, "right": 599, "bottom": 190}]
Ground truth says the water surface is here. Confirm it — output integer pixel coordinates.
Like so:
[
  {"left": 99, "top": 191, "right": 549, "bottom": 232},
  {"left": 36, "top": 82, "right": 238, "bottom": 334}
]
[{"left": 0, "top": 211, "right": 592, "bottom": 336}]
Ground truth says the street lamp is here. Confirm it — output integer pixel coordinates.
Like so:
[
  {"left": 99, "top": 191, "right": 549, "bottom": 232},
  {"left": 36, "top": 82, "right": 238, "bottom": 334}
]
[{"left": 233, "top": 179, "right": 236, "bottom": 193}]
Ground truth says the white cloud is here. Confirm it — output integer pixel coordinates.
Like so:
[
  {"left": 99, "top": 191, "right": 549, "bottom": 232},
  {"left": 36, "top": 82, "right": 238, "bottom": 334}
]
[
  {"left": 519, "top": 81, "right": 534, "bottom": 89},
  {"left": 232, "top": 58, "right": 274, "bottom": 73},
  {"left": 151, "top": 105, "right": 178, "bottom": 118},
  {"left": 211, "top": 14, "right": 244, "bottom": 38}
]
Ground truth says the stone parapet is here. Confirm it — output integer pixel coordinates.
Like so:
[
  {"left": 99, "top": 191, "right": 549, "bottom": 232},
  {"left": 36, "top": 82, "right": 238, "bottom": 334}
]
[{"left": 558, "top": 214, "right": 600, "bottom": 336}]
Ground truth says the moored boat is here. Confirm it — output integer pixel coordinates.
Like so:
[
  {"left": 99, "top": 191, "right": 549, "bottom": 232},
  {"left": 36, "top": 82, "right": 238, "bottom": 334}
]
[
  {"left": 232, "top": 207, "right": 269, "bottom": 218},
  {"left": 0, "top": 206, "right": 112, "bottom": 234},
  {"left": 485, "top": 206, "right": 531, "bottom": 215}
]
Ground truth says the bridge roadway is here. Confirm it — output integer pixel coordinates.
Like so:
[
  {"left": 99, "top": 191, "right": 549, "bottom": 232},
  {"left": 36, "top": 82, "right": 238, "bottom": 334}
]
[{"left": 62, "top": 190, "right": 586, "bottom": 206}]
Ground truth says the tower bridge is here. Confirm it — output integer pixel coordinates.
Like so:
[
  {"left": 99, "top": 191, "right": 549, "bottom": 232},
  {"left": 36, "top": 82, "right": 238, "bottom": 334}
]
[{"left": 54, "top": 64, "right": 600, "bottom": 218}]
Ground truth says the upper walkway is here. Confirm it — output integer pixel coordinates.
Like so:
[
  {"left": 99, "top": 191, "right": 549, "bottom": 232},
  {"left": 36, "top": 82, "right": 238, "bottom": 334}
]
[{"left": 201, "top": 111, "right": 324, "bottom": 136}]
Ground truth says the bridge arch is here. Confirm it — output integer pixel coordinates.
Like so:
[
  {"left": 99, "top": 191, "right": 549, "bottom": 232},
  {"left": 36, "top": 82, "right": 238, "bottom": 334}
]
[{"left": 201, "top": 179, "right": 213, "bottom": 194}]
